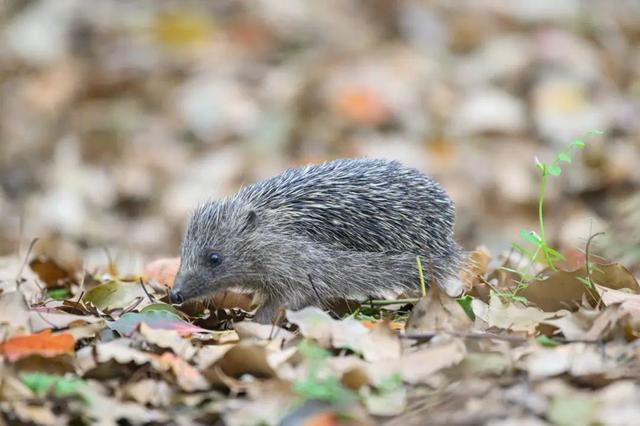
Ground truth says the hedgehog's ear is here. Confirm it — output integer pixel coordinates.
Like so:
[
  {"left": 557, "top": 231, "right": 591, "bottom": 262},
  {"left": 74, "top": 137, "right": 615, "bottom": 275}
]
[{"left": 242, "top": 210, "right": 258, "bottom": 232}]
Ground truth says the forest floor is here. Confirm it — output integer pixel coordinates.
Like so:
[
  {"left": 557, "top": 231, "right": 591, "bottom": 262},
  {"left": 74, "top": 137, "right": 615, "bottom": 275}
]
[{"left": 2, "top": 245, "right": 640, "bottom": 425}]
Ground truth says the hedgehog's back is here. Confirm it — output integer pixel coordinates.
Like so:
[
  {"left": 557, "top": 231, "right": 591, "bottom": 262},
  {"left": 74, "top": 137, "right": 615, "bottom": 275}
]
[{"left": 237, "top": 159, "right": 456, "bottom": 255}]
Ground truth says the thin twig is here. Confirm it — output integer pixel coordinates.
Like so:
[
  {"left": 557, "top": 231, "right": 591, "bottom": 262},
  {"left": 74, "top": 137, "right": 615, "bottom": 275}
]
[
  {"left": 138, "top": 277, "right": 155, "bottom": 303},
  {"left": 35, "top": 311, "right": 58, "bottom": 330},
  {"left": 368, "top": 298, "right": 420, "bottom": 306},
  {"left": 122, "top": 296, "right": 144, "bottom": 314},
  {"left": 585, "top": 232, "right": 605, "bottom": 290},
  {"left": 74, "top": 290, "right": 85, "bottom": 312},
  {"left": 269, "top": 308, "right": 286, "bottom": 340},
  {"left": 16, "top": 237, "right": 39, "bottom": 283}
]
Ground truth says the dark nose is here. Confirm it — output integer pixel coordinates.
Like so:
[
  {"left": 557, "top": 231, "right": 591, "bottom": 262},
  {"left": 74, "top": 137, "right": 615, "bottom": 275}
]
[{"left": 169, "top": 288, "right": 184, "bottom": 304}]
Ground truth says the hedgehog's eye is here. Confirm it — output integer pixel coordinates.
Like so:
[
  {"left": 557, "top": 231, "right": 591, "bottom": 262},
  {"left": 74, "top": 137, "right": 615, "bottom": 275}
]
[{"left": 206, "top": 251, "right": 222, "bottom": 267}]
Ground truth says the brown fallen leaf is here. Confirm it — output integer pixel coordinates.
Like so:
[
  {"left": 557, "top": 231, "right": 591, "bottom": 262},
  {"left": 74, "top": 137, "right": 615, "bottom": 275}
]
[
  {"left": 287, "top": 306, "right": 402, "bottom": 360},
  {"left": 395, "top": 339, "right": 467, "bottom": 385},
  {"left": 10, "top": 402, "right": 59, "bottom": 426},
  {"left": 233, "top": 321, "right": 295, "bottom": 343},
  {"left": 521, "top": 343, "right": 619, "bottom": 380},
  {"left": 460, "top": 246, "right": 492, "bottom": 292},
  {"left": 123, "top": 378, "right": 175, "bottom": 407},
  {"left": 360, "top": 320, "right": 401, "bottom": 362},
  {"left": 541, "top": 305, "right": 602, "bottom": 340},
  {"left": 325, "top": 339, "right": 467, "bottom": 387},
  {"left": 29, "top": 308, "right": 102, "bottom": 332},
  {"left": 520, "top": 263, "right": 640, "bottom": 312},
  {"left": 597, "top": 285, "right": 640, "bottom": 314},
  {"left": 29, "top": 256, "right": 76, "bottom": 288},
  {"left": 213, "top": 342, "right": 278, "bottom": 380},
  {"left": 405, "top": 283, "right": 472, "bottom": 334},
  {"left": 157, "top": 352, "right": 210, "bottom": 392},
  {"left": 475, "top": 293, "right": 557, "bottom": 334},
  {"left": 543, "top": 304, "right": 629, "bottom": 342},
  {"left": 138, "top": 322, "right": 198, "bottom": 360}
]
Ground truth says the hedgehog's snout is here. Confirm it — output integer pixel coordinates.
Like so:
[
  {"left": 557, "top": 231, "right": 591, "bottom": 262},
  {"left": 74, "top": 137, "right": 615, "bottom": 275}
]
[
  {"left": 170, "top": 268, "right": 208, "bottom": 304},
  {"left": 169, "top": 288, "right": 184, "bottom": 304}
]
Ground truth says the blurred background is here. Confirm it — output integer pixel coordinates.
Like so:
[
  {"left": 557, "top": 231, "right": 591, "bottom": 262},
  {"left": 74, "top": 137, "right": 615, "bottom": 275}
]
[{"left": 1, "top": 0, "right": 639, "bottom": 272}]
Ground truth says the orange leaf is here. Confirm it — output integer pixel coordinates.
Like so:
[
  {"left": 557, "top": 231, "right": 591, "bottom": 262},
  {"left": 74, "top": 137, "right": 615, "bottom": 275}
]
[
  {"left": 333, "top": 86, "right": 389, "bottom": 126},
  {"left": 303, "top": 412, "right": 337, "bottom": 426},
  {"left": 144, "top": 258, "right": 180, "bottom": 287},
  {"left": 360, "top": 319, "right": 404, "bottom": 331},
  {"left": 1, "top": 330, "right": 75, "bottom": 362}
]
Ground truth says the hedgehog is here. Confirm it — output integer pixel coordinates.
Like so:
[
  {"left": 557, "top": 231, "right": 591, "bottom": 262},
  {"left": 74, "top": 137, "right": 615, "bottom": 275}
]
[{"left": 169, "top": 158, "right": 463, "bottom": 323}]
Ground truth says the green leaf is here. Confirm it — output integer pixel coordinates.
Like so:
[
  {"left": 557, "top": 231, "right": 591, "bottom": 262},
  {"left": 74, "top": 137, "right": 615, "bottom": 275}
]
[
  {"left": 571, "top": 139, "right": 585, "bottom": 148},
  {"left": 536, "top": 335, "right": 560, "bottom": 347},
  {"left": 298, "top": 339, "right": 331, "bottom": 361},
  {"left": 543, "top": 246, "right": 566, "bottom": 261},
  {"left": 47, "top": 288, "right": 71, "bottom": 300},
  {"left": 106, "top": 310, "right": 208, "bottom": 337},
  {"left": 499, "top": 266, "right": 527, "bottom": 279},
  {"left": 511, "top": 242, "right": 534, "bottom": 257},
  {"left": 456, "top": 295, "right": 475, "bottom": 321},
  {"left": 141, "top": 302, "right": 182, "bottom": 318},
  {"left": 293, "top": 374, "right": 356, "bottom": 403},
  {"left": 82, "top": 280, "right": 147, "bottom": 311},
  {"left": 511, "top": 295, "right": 528, "bottom": 303},
  {"left": 519, "top": 229, "right": 542, "bottom": 245},
  {"left": 21, "top": 373, "right": 88, "bottom": 401},
  {"left": 547, "top": 164, "right": 562, "bottom": 176},
  {"left": 556, "top": 152, "right": 571, "bottom": 163},
  {"left": 576, "top": 276, "right": 596, "bottom": 290}
]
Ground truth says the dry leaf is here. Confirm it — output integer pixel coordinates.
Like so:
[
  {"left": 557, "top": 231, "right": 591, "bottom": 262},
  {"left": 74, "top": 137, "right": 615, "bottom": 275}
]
[
  {"left": 0, "top": 291, "right": 31, "bottom": 336},
  {"left": 520, "top": 263, "right": 640, "bottom": 312},
  {"left": 405, "top": 284, "right": 472, "bottom": 334}
]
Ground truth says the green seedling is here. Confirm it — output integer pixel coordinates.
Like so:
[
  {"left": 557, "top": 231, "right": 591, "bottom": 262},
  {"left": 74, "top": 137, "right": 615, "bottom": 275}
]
[{"left": 504, "top": 129, "right": 604, "bottom": 301}]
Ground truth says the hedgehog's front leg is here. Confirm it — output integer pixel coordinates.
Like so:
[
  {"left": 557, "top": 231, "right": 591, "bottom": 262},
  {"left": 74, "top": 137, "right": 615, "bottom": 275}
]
[{"left": 253, "top": 298, "right": 282, "bottom": 324}]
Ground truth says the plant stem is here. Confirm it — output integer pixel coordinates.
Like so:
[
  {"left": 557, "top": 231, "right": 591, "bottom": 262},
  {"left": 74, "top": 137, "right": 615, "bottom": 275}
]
[
  {"left": 416, "top": 256, "right": 427, "bottom": 298},
  {"left": 538, "top": 171, "right": 547, "bottom": 243},
  {"left": 538, "top": 170, "right": 556, "bottom": 270},
  {"left": 368, "top": 298, "right": 420, "bottom": 306}
]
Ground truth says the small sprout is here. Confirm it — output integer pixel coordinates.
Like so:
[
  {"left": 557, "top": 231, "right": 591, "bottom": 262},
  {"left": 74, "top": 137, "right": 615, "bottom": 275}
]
[
  {"left": 502, "top": 129, "right": 604, "bottom": 302},
  {"left": 571, "top": 139, "right": 585, "bottom": 148},
  {"left": 556, "top": 152, "right": 571, "bottom": 163},
  {"left": 519, "top": 229, "right": 542, "bottom": 245},
  {"left": 547, "top": 164, "right": 562, "bottom": 176}
]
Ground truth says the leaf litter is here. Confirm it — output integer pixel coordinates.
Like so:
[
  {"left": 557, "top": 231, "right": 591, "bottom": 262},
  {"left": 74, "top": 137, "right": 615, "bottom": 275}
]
[{"left": 1, "top": 248, "right": 640, "bottom": 425}]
